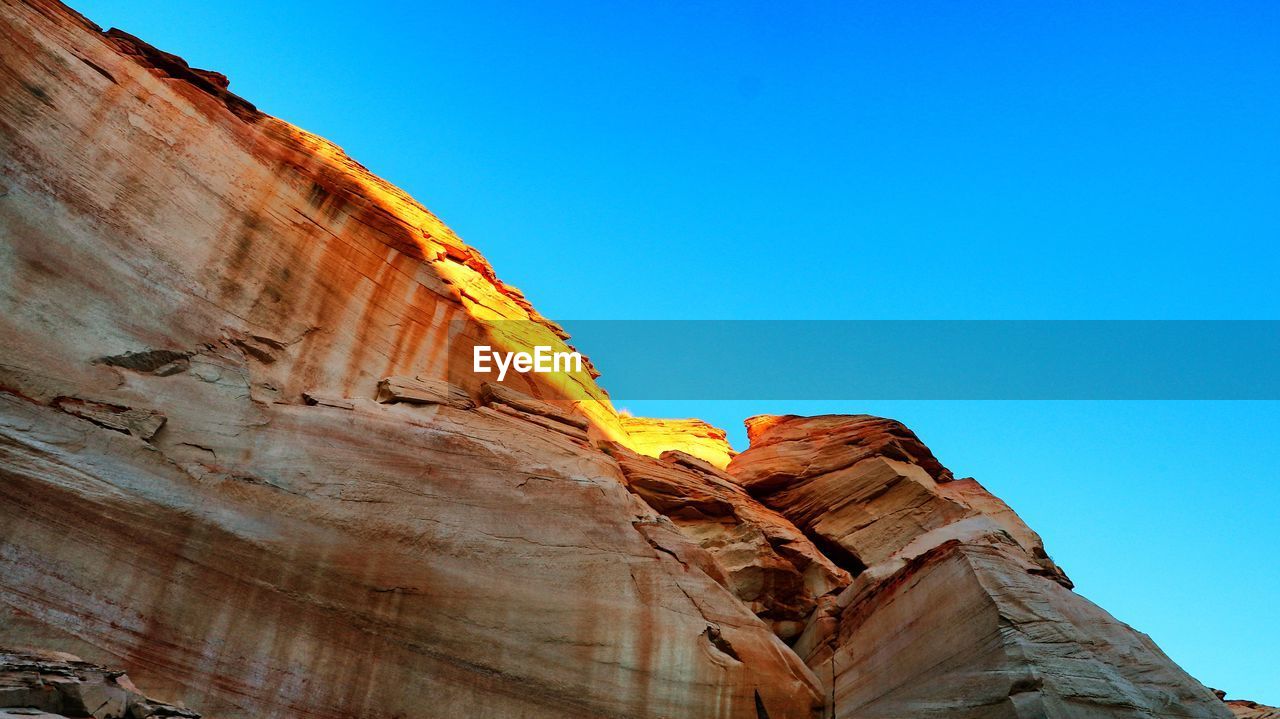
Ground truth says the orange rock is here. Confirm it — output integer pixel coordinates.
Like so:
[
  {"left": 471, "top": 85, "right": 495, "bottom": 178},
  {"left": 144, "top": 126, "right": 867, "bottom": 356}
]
[
  {"left": 1225, "top": 699, "right": 1280, "bottom": 719},
  {"left": 608, "top": 444, "right": 849, "bottom": 639},
  {"left": 0, "top": 3, "right": 822, "bottom": 716},
  {"left": 730, "top": 414, "right": 1231, "bottom": 719},
  {"left": 619, "top": 416, "right": 737, "bottom": 469},
  {"left": 0, "top": 2, "right": 1259, "bottom": 718}
]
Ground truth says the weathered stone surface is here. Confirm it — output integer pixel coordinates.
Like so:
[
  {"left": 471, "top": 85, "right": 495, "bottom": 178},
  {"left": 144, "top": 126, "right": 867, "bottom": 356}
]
[
  {"left": 479, "top": 382, "right": 589, "bottom": 430},
  {"left": 736, "top": 414, "right": 952, "bottom": 493},
  {"left": 0, "top": 389, "right": 823, "bottom": 719},
  {"left": 0, "top": 1, "right": 1265, "bottom": 718},
  {"left": 0, "top": 3, "right": 822, "bottom": 717},
  {"left": 477, "top": 402, "right": 590, "bottom": 443},
  {"left": 730, "top": 415, "right": 1066, "bottom": 583},
  {"left": 300, "top": 392, "right": 357, "bottom": 410},
  {"left": 937, "top": 476, "right": 1072, "bottom": 587},
  {"left": 814, "top": 536, "right": 1230, "bottom": 718},
  {"left": 0, "top": 648, "right": 199, "bottom": 718},
  {"left": 375, "top": 375, "right": 474, "bottom": 408},
  {"left": 50, "top": 397, "right": 166, "bottom": 440},
  {"left": 729, "top": 414, "right": 1232, "bottom": 719},
  {"left": 0, "top": 0, "right": 626, "bottom": 438},
  {"left": 609, "top": 444, "right": 849, "bottom": 639}
]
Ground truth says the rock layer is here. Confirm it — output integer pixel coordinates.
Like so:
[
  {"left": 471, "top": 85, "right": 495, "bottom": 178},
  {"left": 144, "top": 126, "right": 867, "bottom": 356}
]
[
  {"left": 0, "top": 2, "right": 821, "bottom": 717},
  {"left": 609, "top": 445, "right": 849, "bottom": 640},
  {"left": 731, "top": 415, "right": 1068, "bottom": 584},
  {"left": 729, "top": 415, "right": 1233, "bottom": 719},
  {"left": 618, "top": 416, "right": 737, "bottom": 469},
  {"left": 0, "top": 648, "right": 199, "bottom": 718},
  {"left": 1225, "top": 700, "right": 1280, "bottom": 719},
  {"left": 0, "top": 1, "right": 1266, "bottom": 718}
]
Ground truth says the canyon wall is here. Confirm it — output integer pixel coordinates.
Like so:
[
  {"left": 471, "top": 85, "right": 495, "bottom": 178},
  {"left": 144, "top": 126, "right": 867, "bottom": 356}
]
[{"left": 0, "top": 1, "right": 1268, "bottom": 717}]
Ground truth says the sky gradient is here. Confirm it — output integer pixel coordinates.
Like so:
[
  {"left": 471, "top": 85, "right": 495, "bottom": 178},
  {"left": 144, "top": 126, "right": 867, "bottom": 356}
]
[{"left": 73, "top": 0, "right": 1279, "bottom": 702}]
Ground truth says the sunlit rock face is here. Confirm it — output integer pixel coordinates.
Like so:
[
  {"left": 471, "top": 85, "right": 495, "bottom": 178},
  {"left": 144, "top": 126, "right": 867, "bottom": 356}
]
[
  {"left": 0, "top": 1, "right": 1258, "bottom": 718},
  {"left": 618, "top": 416, "right": 737, "bottom": 469},
  {"left": 0, "top": 2, "right": 822, "bottom": 717},
  {"left": 729, "top": 415, "right": 1233, "bottom": 719},
  {"left": 1224, "top": 699, "right": 1280, "bottom": 719}
]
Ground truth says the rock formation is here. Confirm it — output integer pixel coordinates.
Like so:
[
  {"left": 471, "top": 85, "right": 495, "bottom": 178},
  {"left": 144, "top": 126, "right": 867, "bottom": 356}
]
[
  {"left": 1224, "top": 700, "right": 1280, "bottom": 719},
  {"left": 0, "top": 0, "right": 1268, "bottom": 717},
  {"left": 729, "top": 415, "right": 1233, "bottom": 718},
  {"left": 607, "top": 444, "right": 849, "bottom": 641},
  {"left": 617, "top": 416, "right": 737, "bottom": 469},
  {"left": 0, "top": 648, "right": 199, "bottom": 718}
]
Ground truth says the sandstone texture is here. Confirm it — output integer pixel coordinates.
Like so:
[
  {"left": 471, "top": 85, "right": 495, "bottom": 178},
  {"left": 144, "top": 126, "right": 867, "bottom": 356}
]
[
  {"left": 618, "top": 416, "right": 737, "bottom": 469},
  {"left": 729, "top": 415, "right": 1233, "bottom": 719},
  {"left": 0, "top": 2, "right": 820, "bottom": 716},
  {"left": 1224, "top": 700, "right": 1280, "bottom": 719},
  {"left": 0, "top": 648, "right": 198, "bottom": 718},
  {"left": 609, "top": 445, "right": 849, "bottom": 640},
  {"left": 0, "top": 1, "right": 1267, "bottom": 718}
]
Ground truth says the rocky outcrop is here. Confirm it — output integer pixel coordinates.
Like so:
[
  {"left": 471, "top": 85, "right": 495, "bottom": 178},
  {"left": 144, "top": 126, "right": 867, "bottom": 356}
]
[
  {"left": 0, "top": 0, "right": 626, "bottom": 438},
  {"left": 0, "top": 378, "right": 824, "bottom": 718},
  {"left": 0, "top": 1, "right": 1265, "bottom": 717},
  {"left": 731, "top": 415, "right": 1068, "bottom": 584},
  {"left": 0, "top": 648, "right": 198, "bottom": 718},
  {"left": 609, "top": 445, "right": 849, "bottom": 640},
  {"left": 728, "top": 415, "right": 1233, "bottom": 719},
  {"left": 618, "top": 416, "right": 737, "bottom": 469},
  {"left": 1224, "top": 699, "right": 1280, "bottom": 719},
  {"left": 0, "top": 2, "right": 821, "bottom": 717}
]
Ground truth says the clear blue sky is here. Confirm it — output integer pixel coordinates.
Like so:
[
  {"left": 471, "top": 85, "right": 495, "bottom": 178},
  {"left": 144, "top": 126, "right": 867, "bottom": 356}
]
[{"left": 74, "top": 0, "right": 1278, "bottom": 702}]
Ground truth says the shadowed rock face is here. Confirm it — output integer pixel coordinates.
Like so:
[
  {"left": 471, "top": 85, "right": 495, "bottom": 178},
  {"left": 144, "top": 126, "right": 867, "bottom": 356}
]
[
  {"left": 0, "top": 1, "right": 1264, "bottom": 718},
  {"left": 728, "top": 415, "right": 1233, "bottom": 719},
  {"left": 609, "top": 445, "right": 849, "bottom": 640}
]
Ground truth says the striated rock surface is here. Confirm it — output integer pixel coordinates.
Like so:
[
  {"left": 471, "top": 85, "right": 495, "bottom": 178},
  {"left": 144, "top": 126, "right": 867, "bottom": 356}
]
[
  {"left": 731, "top": 415, "right": 1068, "bottom": 584},
  {"left": 0, "top": 1, "right": 1265, "bottom": 718},
  {"left": 0, "top": 648, "right": 199, "bottom": 718},
  {"left": 618, "top": 416, "right": 737, "bottom": 469},
  {"left": 0, "top": 390, "right": 823, "bottom": 718},
  {"left": 1224, "top": 699, "right": 1280, "bottom": 719},
  {"left": 729, "top": 415, "right": 1233, "bottom": 719},
  {"left": 609, "top": 444, "right": 849, "bottom": 640},
  {"left": 0, "top": 2, "right": 821, "bottom": 717}
]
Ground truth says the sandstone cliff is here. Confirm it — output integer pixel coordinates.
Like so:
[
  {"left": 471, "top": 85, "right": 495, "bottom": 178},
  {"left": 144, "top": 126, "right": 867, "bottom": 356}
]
[
  {"left": 730, "top": 416, "right": 1232, "bottom": 719},
  {"left": 0, "top": 1, "right": 1266, "bottom": 717}
]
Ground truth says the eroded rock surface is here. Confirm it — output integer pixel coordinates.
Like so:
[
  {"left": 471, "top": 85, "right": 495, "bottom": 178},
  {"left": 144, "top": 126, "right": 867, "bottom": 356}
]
[
  {"left": 0, "top": 1, "right": 1264, "bottom": 718},
  {"left": 731, "top": 415, "right": 1068, "bottom": 584},
  {"left": 1224, "top": 699, "right": 1280, "bottom": 719},
  {"left": 729, "top": 415, "right": 1233, "bottom": 719},
  {"left": 0, "top": 2, "right": 821, "bottom": 717},
  {"left": 609, "top": 445, "right": 849, "bottom": 640},
  {"left": 0, "top": 648, "right": 198, "bottom": 718},
  {"left": 618, "top": 416, "right": 737, "bottom": 469}
]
